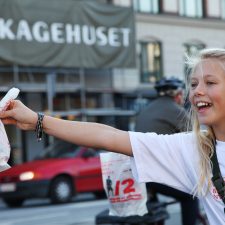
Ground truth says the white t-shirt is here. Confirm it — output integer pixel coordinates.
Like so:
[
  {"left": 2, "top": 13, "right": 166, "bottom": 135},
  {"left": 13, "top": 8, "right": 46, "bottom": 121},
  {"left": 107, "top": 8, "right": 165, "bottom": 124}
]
[{"left": 129, "top": 131, "right": 225, "bottom": 225}]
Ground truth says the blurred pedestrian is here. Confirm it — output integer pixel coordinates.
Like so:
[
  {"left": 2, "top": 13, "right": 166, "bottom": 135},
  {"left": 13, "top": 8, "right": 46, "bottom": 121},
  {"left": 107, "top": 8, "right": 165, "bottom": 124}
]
[
  {"left": 1, "top": 48, "right": 225, "bottom": 224},
  {"left": 135, "top": 77, "right": 199, "bottom": 225}
]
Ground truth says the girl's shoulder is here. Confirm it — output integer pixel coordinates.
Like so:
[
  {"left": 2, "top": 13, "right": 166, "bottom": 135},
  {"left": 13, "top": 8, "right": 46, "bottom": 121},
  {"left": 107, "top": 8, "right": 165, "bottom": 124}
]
[
  {"left": 177, "top": 131, "right": 197, "bottom": 144},
  {"left": 169, "top": 131, "right": 197, "bottom": 146},
  {"left": 129, "top": 131, "right": 197, "bottom": 147},
  {"left": 173, "top": 131, "right": 195, "bottom": 139}
]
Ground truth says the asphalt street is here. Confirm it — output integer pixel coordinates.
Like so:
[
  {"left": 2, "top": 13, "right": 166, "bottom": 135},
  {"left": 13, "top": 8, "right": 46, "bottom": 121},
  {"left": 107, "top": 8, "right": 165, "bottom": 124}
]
[{"left": 0, "top": 194, "right": 182, "bottom": 225}]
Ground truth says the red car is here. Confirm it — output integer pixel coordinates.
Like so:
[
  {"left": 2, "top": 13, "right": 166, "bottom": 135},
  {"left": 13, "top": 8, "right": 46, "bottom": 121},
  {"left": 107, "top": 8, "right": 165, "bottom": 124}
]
[{"left": 0, "top": 140, "right": 106, "bottom": 207}]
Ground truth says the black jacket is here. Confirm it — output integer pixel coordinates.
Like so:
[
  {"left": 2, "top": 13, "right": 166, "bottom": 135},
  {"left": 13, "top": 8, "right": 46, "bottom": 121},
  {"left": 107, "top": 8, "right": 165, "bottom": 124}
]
[{"left": 135, "top": 96, "right": 188, "bottom": 134}]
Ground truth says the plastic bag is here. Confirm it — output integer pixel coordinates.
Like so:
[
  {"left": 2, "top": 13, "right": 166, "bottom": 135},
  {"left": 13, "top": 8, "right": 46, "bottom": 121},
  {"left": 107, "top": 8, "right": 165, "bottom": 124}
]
[
  {"left": 0, "top": 87, "right": 20, "bottom": 172},
  {"left": 100, "top": 152, "right": 148, "bottom": 217},
  {"left": 0, "top": 121, "right": 10, "bottom": 172}
]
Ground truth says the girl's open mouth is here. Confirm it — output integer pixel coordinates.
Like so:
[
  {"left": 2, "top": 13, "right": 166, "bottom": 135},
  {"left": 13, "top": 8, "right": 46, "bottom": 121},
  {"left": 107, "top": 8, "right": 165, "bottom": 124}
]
[{"left": 196, "top": 101, "right": 212, "bottom": 112}]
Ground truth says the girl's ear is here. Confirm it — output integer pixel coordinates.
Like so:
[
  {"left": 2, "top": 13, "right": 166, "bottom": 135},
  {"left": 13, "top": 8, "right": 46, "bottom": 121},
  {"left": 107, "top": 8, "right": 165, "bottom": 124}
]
[{"left": 174, "top": 92, "right": 184, "bottom": 105}]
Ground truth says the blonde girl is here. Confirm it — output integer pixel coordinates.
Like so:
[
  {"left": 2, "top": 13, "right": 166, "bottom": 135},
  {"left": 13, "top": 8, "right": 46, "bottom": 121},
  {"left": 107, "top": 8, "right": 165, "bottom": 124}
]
[{"left": 1, "top": 48, "right": 225, "bottom": 224}]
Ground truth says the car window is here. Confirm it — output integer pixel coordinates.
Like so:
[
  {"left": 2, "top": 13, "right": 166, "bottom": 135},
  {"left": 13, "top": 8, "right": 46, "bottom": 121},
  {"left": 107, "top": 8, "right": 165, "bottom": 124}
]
[
  {"left": 37, "top": 139, "right": 79, "bottom": 159},
  {"left": 36, "top": 139, "right": 107, "bottom": 160}
]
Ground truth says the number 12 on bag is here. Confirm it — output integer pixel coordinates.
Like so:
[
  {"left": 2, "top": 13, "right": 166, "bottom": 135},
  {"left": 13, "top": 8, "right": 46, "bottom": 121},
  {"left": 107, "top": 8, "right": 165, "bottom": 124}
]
[{"left": 100, "top": 152, "right": 148, "bottom": 216}]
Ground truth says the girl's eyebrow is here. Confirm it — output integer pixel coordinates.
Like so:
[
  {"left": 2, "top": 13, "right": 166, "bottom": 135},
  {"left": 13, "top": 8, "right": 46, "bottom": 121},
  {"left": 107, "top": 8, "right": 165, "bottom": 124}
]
[
  {"left": 191, "top": 74, "right": 215, "bottom": 79},
  {"left": 190, "top": 74, "right": 217, "bottom": 83},
  {"left": 190, "top": 76, "right": 198, "bottom": 80},
  {"left": 203, "top": 74, "right": 216, "bottom": 78}
]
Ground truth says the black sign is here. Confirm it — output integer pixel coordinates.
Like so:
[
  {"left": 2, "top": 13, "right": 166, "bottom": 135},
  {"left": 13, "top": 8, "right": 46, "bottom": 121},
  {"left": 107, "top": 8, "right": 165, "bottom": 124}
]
[{"left": 0, "top": 0, "right": 135, "bottom": 68}]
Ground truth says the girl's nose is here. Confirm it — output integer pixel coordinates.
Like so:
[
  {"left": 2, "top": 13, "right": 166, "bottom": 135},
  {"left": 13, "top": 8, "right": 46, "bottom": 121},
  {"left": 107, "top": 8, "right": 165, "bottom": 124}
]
[{"left": 194, "top": 83, "right": 206, "bottom": 96}]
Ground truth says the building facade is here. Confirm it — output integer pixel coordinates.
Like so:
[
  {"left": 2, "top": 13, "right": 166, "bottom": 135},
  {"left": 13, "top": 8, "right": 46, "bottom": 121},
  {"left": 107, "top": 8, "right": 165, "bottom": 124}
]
[{"left": 113, "top": 0, "right": 225, "bottom": 86}]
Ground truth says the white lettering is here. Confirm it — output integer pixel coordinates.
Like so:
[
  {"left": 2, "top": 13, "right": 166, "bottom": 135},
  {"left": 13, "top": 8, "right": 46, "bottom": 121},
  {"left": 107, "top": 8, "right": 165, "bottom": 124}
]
[
  {"left": 82, "top": 25, "right": 96, "bottom": 45},
  {"left": 65, "top": 24, "right": 81, "bottom": 44},
  {"left": 108, "top": 28, "right": 120, "bottom": 47},
  {"left": 51, "top": 23, "right": 64, "bottom": 43},
  {"left": 96, "top": 26, "right": 107, "bottom": 46},
  {"left": 0, "top": 18, "right": 131, "bottom": 48},
  {"left": 120, "top": 28, "right": 130, "bottom": 47},
  {"left": 0, "top": 18, "right": 15, "bottom": 40},
  {"left": 16, "top": 20, "right": 32, "bottom": 41},
  {"left": 32, "top": 21, "right": 49, "bottom": 43}
]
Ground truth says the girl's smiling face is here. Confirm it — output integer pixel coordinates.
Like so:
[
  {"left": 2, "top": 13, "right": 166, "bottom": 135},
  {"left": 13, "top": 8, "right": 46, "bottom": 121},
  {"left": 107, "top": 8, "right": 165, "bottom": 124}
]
[{"left": 189, "top": 59, "right": 225, "bottom": 130}]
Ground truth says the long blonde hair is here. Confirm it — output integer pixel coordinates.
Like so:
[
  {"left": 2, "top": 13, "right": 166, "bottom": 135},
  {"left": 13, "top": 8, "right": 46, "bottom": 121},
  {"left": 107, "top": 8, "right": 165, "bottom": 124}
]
[{"left": 186, "top": 48, "right": 225, "bottom": 196}]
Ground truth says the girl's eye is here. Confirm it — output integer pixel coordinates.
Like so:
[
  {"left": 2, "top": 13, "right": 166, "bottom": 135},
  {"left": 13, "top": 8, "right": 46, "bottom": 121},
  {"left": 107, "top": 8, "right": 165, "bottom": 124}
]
[
  {"left": 206, "top": 81, "right": 215, "bottom": 85},
  {"left": 190, "top": 83, "right": 197, "bottom": 88}
]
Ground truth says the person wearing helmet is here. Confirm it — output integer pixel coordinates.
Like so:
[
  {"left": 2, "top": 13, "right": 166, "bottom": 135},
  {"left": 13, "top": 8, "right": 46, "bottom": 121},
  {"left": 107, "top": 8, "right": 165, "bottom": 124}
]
[
  {"left": 135, "top": 77, "right": 199, "bottom": 225},
  {"left": 135, "top": 77, "right": 187, "bottom": 133}
]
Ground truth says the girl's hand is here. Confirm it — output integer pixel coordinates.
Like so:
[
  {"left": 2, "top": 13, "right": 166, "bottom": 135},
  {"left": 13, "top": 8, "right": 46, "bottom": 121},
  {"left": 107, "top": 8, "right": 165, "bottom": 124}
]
[{"left": 0, "top": 100, "right": 37, "bottom": 131}]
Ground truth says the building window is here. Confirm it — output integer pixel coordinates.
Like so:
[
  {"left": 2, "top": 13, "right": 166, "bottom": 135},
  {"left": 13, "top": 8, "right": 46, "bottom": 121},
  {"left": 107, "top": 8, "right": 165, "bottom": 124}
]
[
  {"left": 183, "top": 41, "right": 205, "bottom": 75},
  {"left": 179, "top": 0, "right": 203, "bottom": 18},
  {"left": 113, "top": 0, "right": 132, "bottom": 7},
  {"left": 133, "top": 0, "right": 159, "bottom": 14},
  {"left": 223, "top": 0, "right": 225, "bottom": 19},
  {"left": 162, "top": 0, "right": 179, "bottom": 14},
  {"left": 203, "top": 0, "right": 225, "bottom": 19},
  {"left": 204, "top": 0, "right": 220, "bottom": 18},
  {"left": 140, "top": 41, "right": 163, "bottom": 83}
]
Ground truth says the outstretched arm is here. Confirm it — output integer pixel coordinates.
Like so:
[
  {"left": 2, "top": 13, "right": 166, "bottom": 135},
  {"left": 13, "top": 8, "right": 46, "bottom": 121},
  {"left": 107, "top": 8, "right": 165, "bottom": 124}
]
[
  {"left": 0, "top": 100, "right": 133, "bottom": 156},
  {"left": 43, "top": 116, "right": 132, "bottom": 155}
]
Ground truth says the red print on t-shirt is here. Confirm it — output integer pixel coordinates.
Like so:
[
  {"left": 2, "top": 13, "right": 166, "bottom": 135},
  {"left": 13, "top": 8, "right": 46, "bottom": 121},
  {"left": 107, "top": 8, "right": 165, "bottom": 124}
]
[{"left": 210, "top": 177, "right": 225, "bottom": 201}]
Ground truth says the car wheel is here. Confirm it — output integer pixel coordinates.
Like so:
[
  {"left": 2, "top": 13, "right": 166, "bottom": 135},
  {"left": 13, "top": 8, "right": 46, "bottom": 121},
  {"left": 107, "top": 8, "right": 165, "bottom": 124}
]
[
  {"left": 3, "top": 197, "right": 25, "bottom": 208},
  {"left": 50, "top": 177, "right": 73, "bottom": 204}
]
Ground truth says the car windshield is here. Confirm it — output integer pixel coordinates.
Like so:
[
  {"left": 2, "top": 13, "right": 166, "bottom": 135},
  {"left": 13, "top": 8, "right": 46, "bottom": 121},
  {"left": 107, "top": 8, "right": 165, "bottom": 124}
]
[{"left": 37, "top": 139, "right": 79, "bottom": 159}]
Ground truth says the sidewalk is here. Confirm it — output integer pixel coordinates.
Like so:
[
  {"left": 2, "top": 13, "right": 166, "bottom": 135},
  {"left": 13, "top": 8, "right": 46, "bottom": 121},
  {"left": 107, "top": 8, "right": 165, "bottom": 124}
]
[
  {"left": 0, "top": 197, "right": 182, "bottom": 225},
  {"left": 158, "top": 195, "right": 181, "bottom": 225},
  {"left": 160, "top": 195, "right": 208, "bottom": 225},
  {"left": 165, "top": 203, "right": 181, "bottom": 225}
]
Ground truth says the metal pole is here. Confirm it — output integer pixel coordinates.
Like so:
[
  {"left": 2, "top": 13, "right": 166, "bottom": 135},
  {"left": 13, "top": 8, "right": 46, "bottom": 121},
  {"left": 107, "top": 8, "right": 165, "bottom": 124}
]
[
  {"left": 46, "top": 73, "right": 56, "bottom": 114},
  {"left": 13, "top": 64, "right": 19, "bottom": 85},
  {"left": 79, "top": 68, "right": 87, "bottom": 121},
  {"left": 46, "top": 73, "right": 56, "bottom": 145}
]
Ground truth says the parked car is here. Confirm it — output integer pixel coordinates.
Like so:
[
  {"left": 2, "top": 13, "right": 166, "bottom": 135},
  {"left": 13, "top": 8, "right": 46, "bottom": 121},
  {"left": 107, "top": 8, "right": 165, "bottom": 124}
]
[{"left": 0, "top": 140, "right": 106, "bottom": 207}]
